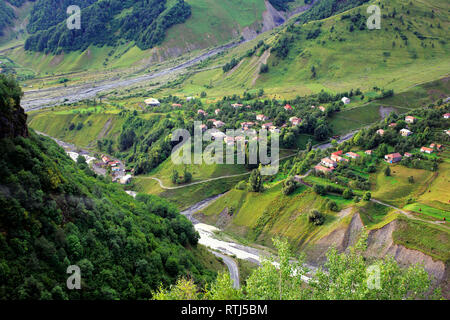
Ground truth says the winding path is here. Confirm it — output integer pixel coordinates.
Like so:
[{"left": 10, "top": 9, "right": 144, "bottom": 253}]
[
  {"left": 145, "top": 173, "right": 252, "bottom": 190},
  {"left": 370, "top": 198, "right": 447, "bottom": 226},
  {"left": 142, "top": 153, "right": 298, "bottom": 190}
]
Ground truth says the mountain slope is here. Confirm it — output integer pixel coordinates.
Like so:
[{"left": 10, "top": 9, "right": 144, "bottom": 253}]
[
  {"left": 3, "top": 0, "right": 309, "bottom": 75},
  {"left": 168, "top": 0, "right": 449, "bottom": 99},
  {"left": 0, "top": 75, "right": 218, "bottom": 299}
]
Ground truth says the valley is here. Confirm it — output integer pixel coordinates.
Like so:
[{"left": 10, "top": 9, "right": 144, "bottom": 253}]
[{"left": 0, "top": 0, "right": 449, "bottom": 301}]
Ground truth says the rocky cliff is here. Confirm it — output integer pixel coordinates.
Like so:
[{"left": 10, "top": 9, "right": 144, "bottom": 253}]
[{"left": 0, "top": 75, "right": 28, "bottom": 139}]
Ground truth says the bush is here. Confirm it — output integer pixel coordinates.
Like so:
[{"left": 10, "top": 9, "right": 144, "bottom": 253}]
[
  {"left": 343, "top": 188, "right": 353, "bottom": 199},
  {"left": 313, "top": 184, "right": 326, "bottom": 196},
  {"left": 282, "top": 177, "right": 297, "bottom": 195},
  {"left": 327, "top": 200, "right": 339, "bottom": 212},
  {"left": 363, "top": 192, "right": 371, "bottom": 201},
  {"left": 384, "top": 166, "right": 391, "bottom": 176},
  {"left": 260, "top": 63, "right": 269, "bottom": 74},
  {"left": 308, "top": 210, "right": 325, "bottom": 226}
]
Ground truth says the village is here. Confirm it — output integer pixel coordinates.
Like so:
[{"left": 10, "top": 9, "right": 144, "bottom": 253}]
[
  {"left": 315, "top": 113, "right": 448, "bottom": 174},
  {"left": 143, "top": 95, "right": 353, "bottom": 147}
]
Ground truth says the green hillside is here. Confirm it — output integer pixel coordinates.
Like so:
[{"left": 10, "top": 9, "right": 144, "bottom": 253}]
[
  {"left": 0, "top": 75, "right": 222, "bottom": 299},
  {"left": 162, "top": 0, "right": 449, "bottom": 99},
  {"left": 1, "top": 0, "right": 279, "bottom": 75}
]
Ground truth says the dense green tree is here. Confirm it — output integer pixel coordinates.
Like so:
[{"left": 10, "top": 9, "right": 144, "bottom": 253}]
[{"left": 248, "top": 169, "right": 263, "bottom": 192}]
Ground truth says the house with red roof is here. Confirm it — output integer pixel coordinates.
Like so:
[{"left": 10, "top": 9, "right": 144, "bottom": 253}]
[
  {"left": 241, "top": 121, "right": 255, "bottom": 128},
  {"left": 405, "top": 116, "right": 417, "bottom": 124},
  {"left": 262, "top": 122, "right": 273, "bottom": 130},
  {"left": 331, "top": 151, "right": 347, "bottom": 162},
  {"left": 284, "top": 104, "right": 293, "bottom": 111},
  {"left": 315, "top": 165, "right": 333, "bottom": 174},
  {"left": 430, "top": 143, "right": 443, "bottom": 151},
  {"left": 444, "top": 113, "right": 450, "bottom": 119},
  {"left": 289, "top": 117, "right": 302, "bottom": 126},
  {"left": 421, "top": 147, "right": 433, "bottom": 154},
  {"left": 256, "top": 114, "right": 269, "bottom": 121},
  {"left": 345, "top": 152, "right": 360, "bottom": 159},
  {"left": 321, "top": 157, "right": 337, "bottom": 168},
  {"left": 213, "top": 120, "right": 225, "bottom": 128},
  {"left": 385, "top": 153, "right": 402, "bottom": 163}
]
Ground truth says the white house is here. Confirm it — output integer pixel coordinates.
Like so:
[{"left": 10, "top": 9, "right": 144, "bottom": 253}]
[
  {"left": 444, "top": 113, "right": 450, "bottom": 119},
  {"left": 289, "top": 117, "right": 302, "bottom": 126},
  {"left": 341, "top": 97, "right": 351, "bottom": 104},
  {"left": 144, "top": 98, "right": 160, "bottom": 106},
  {"left": 120, "top": 175, "right": 133, "bottom": 185},
  {"left": 256, "top": 114, "right": 269, "bottom": 121},
  {"left": 400, "top": 128, "right": 412, "bottom": 137}
]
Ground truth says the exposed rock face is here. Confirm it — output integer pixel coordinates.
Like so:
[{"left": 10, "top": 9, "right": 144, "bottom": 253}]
[
  {"left": 0, "top": 76, "right": 28, "bottom": 139},
  {"left": 261, "top": 0, "right": 286, "bottom": 33},
  {"left": 306, "top": 212, "right": 448, "bottom": 297},
  {"left": 307, "top": 213, "right": 364, "bottom": 264},
  {"left": 366, "top": 220, "right": 446, "bottom": 283}
]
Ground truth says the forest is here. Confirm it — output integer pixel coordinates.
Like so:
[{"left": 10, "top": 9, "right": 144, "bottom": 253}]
[
  {"left": 24, "top": 0, "right": 191, "bottom": 53},
  {"left": 0, "top": 75, "right": 216, "bottom": 299},
  {"left": 0, "top": 1, "right": 16, "bottom": 36}
]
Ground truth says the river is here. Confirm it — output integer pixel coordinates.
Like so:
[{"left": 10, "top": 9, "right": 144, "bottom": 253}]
[{"left": 180, "top": 194, "right": 313, "bottom": 288}]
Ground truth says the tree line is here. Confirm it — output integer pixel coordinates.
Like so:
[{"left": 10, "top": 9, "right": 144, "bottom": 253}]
[{"left": 25, "top": 0, "right": 191, "bottom": 54}]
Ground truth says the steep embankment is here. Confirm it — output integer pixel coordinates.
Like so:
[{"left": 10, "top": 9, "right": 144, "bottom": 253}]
[
  {"left": 196, "top": 184, "right": 449, "bottom": 293},
  {"left": 0, "top": 75, "right": 221, "bottom": 299}
]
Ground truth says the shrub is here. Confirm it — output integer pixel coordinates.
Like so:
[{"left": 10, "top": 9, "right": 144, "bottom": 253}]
[
  {"left": 282, "top": 176, "right": 297, "bottom": 195},
  {"left": 327, "top": 200, "right": 339, "bottom": 212},
  {"left": 313, "top": 184, "right": 326, "bottom": 196},
  {"left": 308, "top": 210, "right": 325, "bottom": 226},
  {"left": 260, "top": 63, "right": 269, "bottom": 74},
  {"left": 343, "top": 188, "right": 353, "bottom": 199}
]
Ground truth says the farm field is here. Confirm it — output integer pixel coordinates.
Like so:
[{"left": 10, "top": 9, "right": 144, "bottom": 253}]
[
  {"left": 134, "top": 175, "right": 246, "bottom": 210},
  {"left": 410, "top": 149, "right": 450, "bottom": 220},
  {"left": 28, "top": 106, "right": 125, "bottom": 148},
  {"left": 371, "top": 165, "right": 435, "bottom": 208}
]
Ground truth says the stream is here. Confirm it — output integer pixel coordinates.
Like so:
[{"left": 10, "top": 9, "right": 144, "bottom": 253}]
[{"left": 180, "top": 194, "right": 313, "bottom": 288}]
